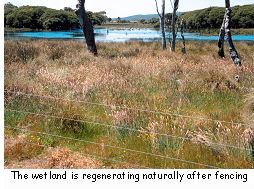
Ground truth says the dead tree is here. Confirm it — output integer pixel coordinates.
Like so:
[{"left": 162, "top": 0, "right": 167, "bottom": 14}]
[
  {"left": 170, "top": 0, "right": 179, "bottom": 52},
  {"left": 218, "top": 13, "right": 226, "bottom": 58},
  {"left": 76, "top": 0, "right": 97, "bottom": 55},
  {"left": 180, "top": 19, "right": 186, "bottom": 54},
  {"left": 218, "top": 0, "right": 241, "bottom": 66},
  {"left": 155, "top": 0, "right": 166, "bottom": 50}
]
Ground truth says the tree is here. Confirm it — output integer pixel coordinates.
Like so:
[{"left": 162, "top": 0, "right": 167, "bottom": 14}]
[
  {"left": 4, "top": 2, "right": 17, "bottom": 9},
  {"left": 170, "top": 0, "right": 179, "bottom": 52},
  {"left": 64, "top": 7, "right": 74, "bottom": 12},
  {"left": 180, "top": 19, "right": 186, "bottom": 54},
  {"left": 91, "top": 12, "right": 108, "bottom": 25},
  {"left": 218, "top": 0, "right": 241, "bottom": 66},
  {"left": 40, "top": 9, "right": 79, "bottom": 30},
  {"left": 76, "top": 0, "right": 97, "bottom": 55},
  {"left": 155, "top": 0, "right": 166, "bottom": 50},
  {"left": 180, "top": 5, "right": 254, "bottom": 30},
  {"left": 4, "top": 3, "right": 107, "bottom": 30}
]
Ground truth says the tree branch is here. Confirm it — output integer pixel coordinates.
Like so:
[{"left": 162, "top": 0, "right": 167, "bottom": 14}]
[
  {"left": 169, "top": 0, "right": 174, "bottom": 9},
  {"left": 154, "top": 0, "right": 161, "bottom": 18}
]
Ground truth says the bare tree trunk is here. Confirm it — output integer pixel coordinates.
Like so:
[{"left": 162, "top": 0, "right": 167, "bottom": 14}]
[
  {"left": 218, "top": 15, "right": 226, "bottom": 58},
  {"left": 180, "top": 19, "right": 186, "bottom": 54},
  {"left": 218, "top": 0, "right": 241, "bottom": 66},
  {"left": 76, "top": 0, "right": 97, "bottom": 55},
  {"left": 161, "top": 1, "right": 166, "bottom": 50},
  {"left": 171, "top": 0, "right": 179, "bottom": 52},
  {"left": 225, "top": 7, "right": 241, "bottom": 66},
  {"left": 155, "top": 0, "right": 166, "bottom": 50}
]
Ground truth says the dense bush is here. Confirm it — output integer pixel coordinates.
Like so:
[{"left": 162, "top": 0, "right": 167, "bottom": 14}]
[
  {"left": 39, "top": 9, "right": 79, "bottom": 30},
  {"left": 4, "top": 3, "right": 108, "bottom": 30},
  {"left": 146, "top": 5, "right": 254, "bottom": 29},
  {"left": 181, "top": 5, "right": 254, "bottom": 30}
]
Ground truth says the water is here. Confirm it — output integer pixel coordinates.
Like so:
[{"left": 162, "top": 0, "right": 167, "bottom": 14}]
[{"left": 4, "top": 28, "right": 254, "bottom": 42}]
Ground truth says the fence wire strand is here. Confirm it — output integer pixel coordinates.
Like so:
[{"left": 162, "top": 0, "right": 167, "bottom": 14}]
[
  {"left": 5, "top": 125, "right": 220, "bottom": 169},
  {"left": 4, "top": 90, "right": 249, "bottom": 127},
  {"left": 5, "top": 90, "right": 253, "bottom": 169},
  {"left": 5, "top": 137, "right": 150, "bottom": 169},
  {"left": 5, "top": 108, "right": 250, "bottom": 152}
]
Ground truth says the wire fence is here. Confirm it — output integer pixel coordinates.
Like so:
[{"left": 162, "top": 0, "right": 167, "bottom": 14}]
[
  {"left": 5, "top": 108, "right": 250, "bottom": 152},
  {"left": 5, "top": 125, "right": 220, "bottom": 169},
  {"left": 4, "top": 90, "right": 249, "bottom": 127},
  {"left": 4, "top": 90, "right": 253, "bottom": 169},
  {"left": 4, "top": 134, "right": 150, "bottom": 169}
]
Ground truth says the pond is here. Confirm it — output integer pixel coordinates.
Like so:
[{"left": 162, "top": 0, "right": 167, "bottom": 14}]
[{"left": 4, "top": 28, "right": 254, "bottom": 42}]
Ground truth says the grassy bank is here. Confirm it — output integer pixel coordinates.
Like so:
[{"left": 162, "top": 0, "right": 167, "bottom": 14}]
[
  {"left": 4, "top": 40, "right": 254, "bottom": 168},
  {"left": 4, "top": 27, "right": 45, "bottom": 32},
  {"left": 186, "top": 28, "right": 254, "bottom": 35}
]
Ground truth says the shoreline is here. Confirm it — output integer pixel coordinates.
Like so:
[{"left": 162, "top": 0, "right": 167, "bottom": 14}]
[{"left": 5, "top": 26, "right": 254, "bottom": 35}]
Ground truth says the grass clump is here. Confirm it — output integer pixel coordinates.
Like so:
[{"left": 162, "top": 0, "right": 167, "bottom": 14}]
[{"left": 46, "top": 43, "right": 66, "bottom": 60}]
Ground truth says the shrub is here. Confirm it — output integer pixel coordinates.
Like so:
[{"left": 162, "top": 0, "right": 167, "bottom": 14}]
[
  {"left": 47, "top": 43, "right": 65, "bottom": 60},
  {"left": 61, "top": 116, "right": 85, "bottom": 134}
]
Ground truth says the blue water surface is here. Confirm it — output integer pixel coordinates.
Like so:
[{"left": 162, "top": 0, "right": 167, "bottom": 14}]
[{"left": 4, "top": 28, "right": 254, "bottom": 42}]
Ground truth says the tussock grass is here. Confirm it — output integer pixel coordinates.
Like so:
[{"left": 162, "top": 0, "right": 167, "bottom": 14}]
[{"left": 4, "top": 40, "right": 254, "bottom": 168}]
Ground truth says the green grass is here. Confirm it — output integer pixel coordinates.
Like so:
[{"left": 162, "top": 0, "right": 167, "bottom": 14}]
[{"left": 4, "top": 40, "right": 254, "bottom": 168}]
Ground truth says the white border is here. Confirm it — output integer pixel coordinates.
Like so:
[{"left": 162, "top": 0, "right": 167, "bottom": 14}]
[
  {"left": 1, "top": 1, "right": 5, "bottom": 189},
  {"left": 4, "top": 169, "right": 254, "bottom": 188}
]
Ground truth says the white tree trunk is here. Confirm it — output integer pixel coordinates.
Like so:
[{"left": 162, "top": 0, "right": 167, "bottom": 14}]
[
  {"left": 218, "top": 15, "right": 226, "bottom": 57},
  {"left": 218, "top": 0, "right": 241, "bottom": 66},
  {"left": 155, "top": 0, "right": 166, "bottom": 50}
]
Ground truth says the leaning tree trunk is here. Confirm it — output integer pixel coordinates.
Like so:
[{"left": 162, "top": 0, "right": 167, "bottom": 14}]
[
  {"left": 76, "top": 0, "right": 97, "bottom": 55},
  {"left": 155, "top": 0, "right": 166, "bottom": 50},
  {"left": 218, "top": 0, "right": 241, "bottom": 66},
  {"left": 218, "top": 14, "right": 226, "bottom": 58},
  {"left": 170, "top": 0, "right": 179, "bottom": 52}
]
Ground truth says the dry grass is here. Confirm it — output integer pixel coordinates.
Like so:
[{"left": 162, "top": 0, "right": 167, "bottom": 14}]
[
  {"left": 243, "top": 90, "right": 254, "bottom": 157},
  {"left": 244, "top": 91, "right": 254, "bottom": 128},
  {"left": 5, "top": 146, "right": 102, "bottom": 169},
  {"left": 4, "top": 40, "right": 254, "bottom": 168}
]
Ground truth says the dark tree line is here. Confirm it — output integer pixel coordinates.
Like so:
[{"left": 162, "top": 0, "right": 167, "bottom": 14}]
[
  {"left": 181, "top": 4, "right": 254, "bottom": 30},
  {"left": 4, "top": 2, "right": 108, "bottom": 31},
  {"left": 149, "top": 4, "right": 254, "bottom": 30}
]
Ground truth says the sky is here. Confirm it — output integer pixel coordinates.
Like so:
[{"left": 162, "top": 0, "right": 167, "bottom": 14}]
[{"left": 4, "top": 0, "right": 254, "bottom": 18}]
